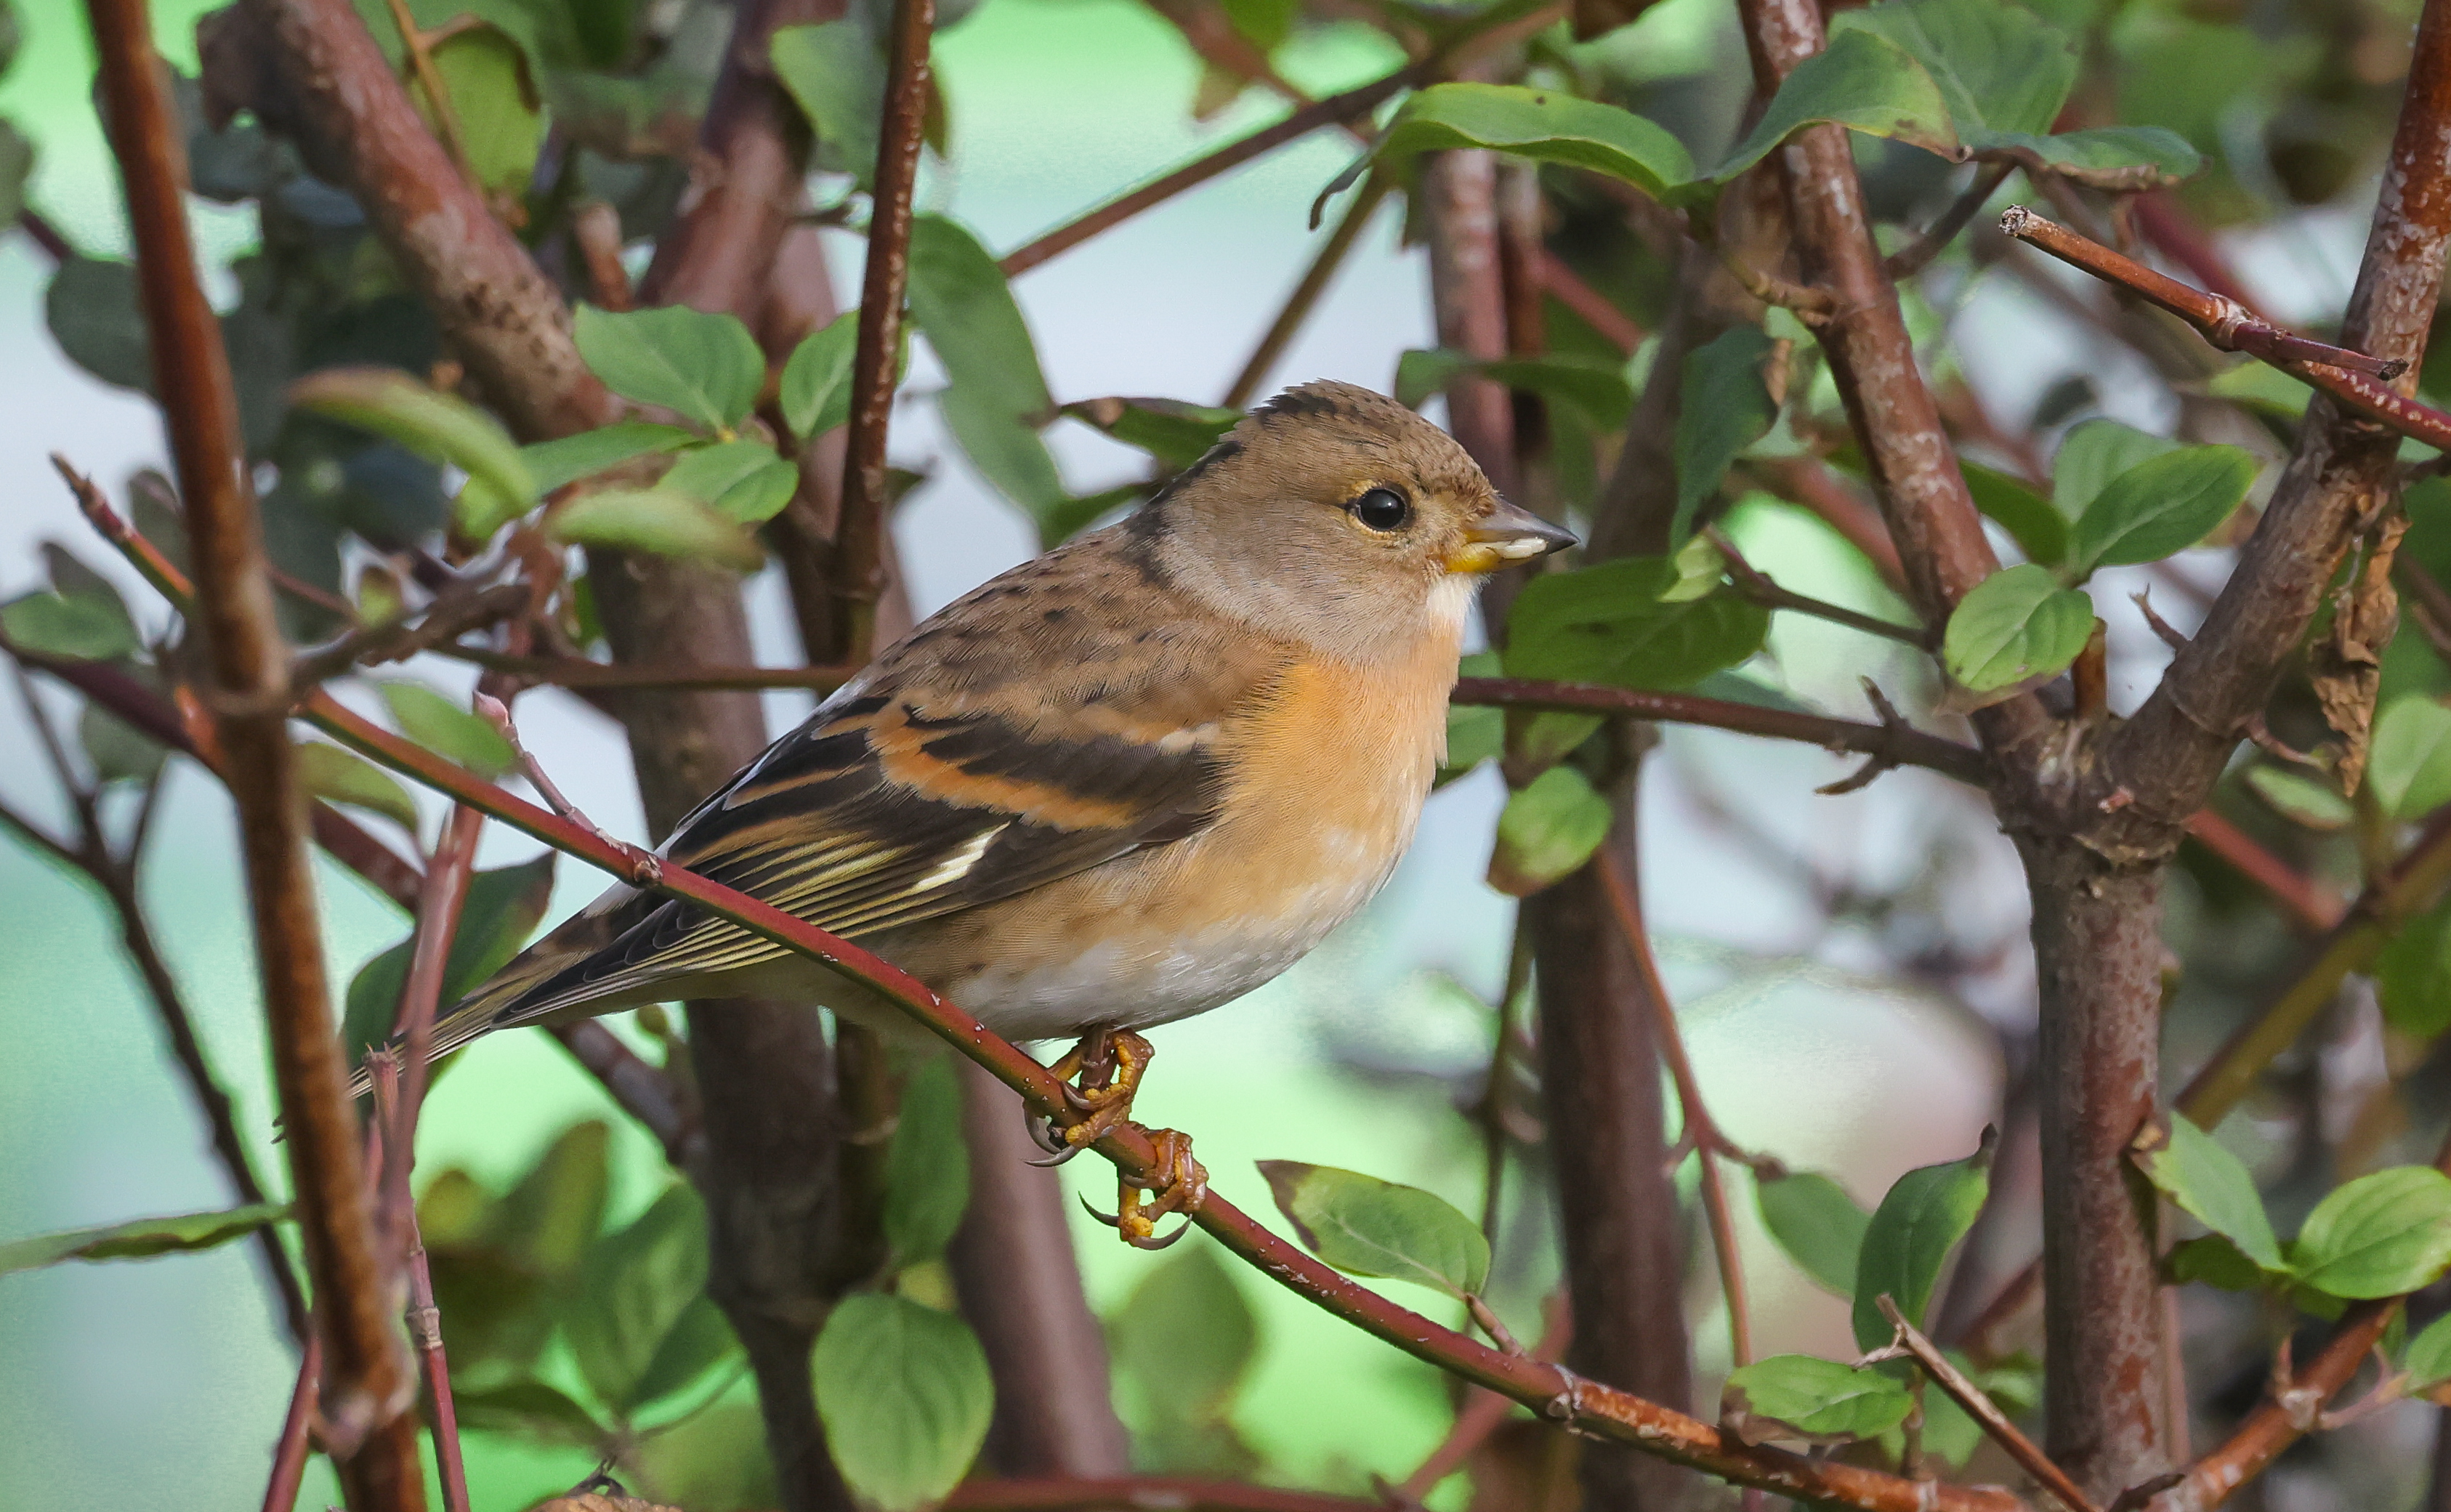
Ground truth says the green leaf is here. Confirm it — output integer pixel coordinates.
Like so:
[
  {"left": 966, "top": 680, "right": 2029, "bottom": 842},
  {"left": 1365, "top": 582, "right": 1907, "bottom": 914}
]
[
  {"left": 419, "top": 23, "right": 544, "bottom": 196},
  {"left": 1984, "top": 125, "right": 2201, "bottom": 185},
  {"left": 629, "top": 1295, "right": 738, "bottom": 1412},
  {"left": 2139, "top": 1114, "right": 2284, "bottom": 1272},
  {"left": 1838, "top": 0, "right": 2075, "bottom": 141},
  {"left": 0, "top": 1203, "right": 290, "bottom": 1275},
  {"left": 0, "top": 589, "right": 140, "bottom": 661},
  {"left": 772, "top": 22, "right": 884, "bottom": 185},
  {"left": 1486, "top": 765, "right": 1614, "bottom": 897},
  {"left": 2052, "top": 419, "right": 2179, "bottom": 519},
  {"left": 2064, "top": 444, "right": 2256, "bottom": 576},
  {"left": 573, "top": 303, "right": 768, "bottom": 433},
  {"left": 296, "top": 740, "right": 422, "bottom": 833},
  {"left": 1757, "top": 1171, "right": 1871, "bottom": 1298},
  {"left": 941, "top": 382, "right": 1070, "bottom": 537},
  {"left": 0, "top": 120, "right": 33, "bottom": 227},
  {"left": 546, "top": 487, "right": 766, "bottom": 572},
  {"left": 908, "top": 214, "right": 1052, "bottom": 416},
  {"left": 2290, "top": 1166, "right": 2451, "bottom": 1300},
  {"left": 910, "top": 214, "right": 1065, "bottom": 535},
  {"left": 780, "top": 311, "right": 861, "bottom": 442},
  {"left": 567, "top": 1184, "right": 714, "bottom": 1412},
  {"left": 45, "top": 255, "right": 151, "bottom": 392},
  {"left": 1504, "top": 557, "right": 1772, "bottom": 691},
  {"left": 2379, "top": 896, "right": 2451, "bottom": 1038},
  {"left": 80, "top": 702, "right": 164, "bottom": 785},
  {"left": 1721, "top": 1354, "right": 1915, "bottom": 1444},
  {"left": 1717, "top": 28, "right": 1955, "bottom": 181},
  {"left": 1376, "top": 83, "right": 1697, "bottom": 199},
  {"left": 663, "top": 440, "right": 799, "bottom": 521},
  {"left": 812, "top": 1293, "right": 994, "bottom": 1512},
  {"left": 289, "top": 368, "right": 536, "bottom": 538},
  {"left": 1107, "top": 1245, "right": 1259, "bottom": 1429},
  {"left": 378, "top": 682, "right": 517, "bottom": 779},
  {"left": 521, "top": 422, "right": 700, "bottom": 494},
  {"left": 2369, "top": 696, "right": 2451, "bottom": 822},
  {"left": 1852, "top": 1134, "right": 1992, "bottom": 1351},
  {"left": 1256, "top": 1160, "right": 1490, "bottom": 1298},
  {"left": 1673, "top": 326, "right": 1780, "bottom": 543},
  {"left": 1392, "top": 349, "right": 1636, "bottom": 433},
  {"left": 342, "top": 852, "right": 559, "bottom": 1062},
  {"left": 451, "top": 1378, "right": 607, "bottom": 1445},
  {"left": 1941, "top": 564, "right": 2094, "bottom": 693},
  {"left": 883, "top": 1056, "right": 970, "bottom": 1264},
  {"left": 1063, "top": 396, "right": 1244, "bottom": 469},
  {"left": 2243, "top": 767, "right": 2354, "bottom": 832},
  {"left": 2167, "top": 1234, "right": 2271, "bottom": 1291},
  {"left": 1961, "top": 460, "right": 2065, "bottom": 567},
  {"left": 2405, "top": 1312, "right": 2451, "bottom": 1391}
]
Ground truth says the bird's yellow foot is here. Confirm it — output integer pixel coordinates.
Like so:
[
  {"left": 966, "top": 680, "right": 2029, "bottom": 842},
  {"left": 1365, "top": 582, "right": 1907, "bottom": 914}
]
[
  {"left": 1028, "top": 1028, "right": 1155, "bottom": 1160},
  {"left": 1085, "top": 1128, "right": 1208, "bottom": 1250}
]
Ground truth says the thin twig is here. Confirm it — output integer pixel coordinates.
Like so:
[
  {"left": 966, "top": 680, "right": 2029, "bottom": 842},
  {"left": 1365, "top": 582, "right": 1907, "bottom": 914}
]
[
  {"left": 1885, "top": 163, "right": 2016, "bottom": 280},
  {"left": 1452, "top": 676, "right": 1988, "bottom": 786},
  {"left": 444, "top": 646, "right": 858, "bottom": 692},
  {"left": 1536, "top": 249, "right": 1644, "bottom": 355},
  {"left": 1707, "top": 527, "right": 1932, "bottom": 646},
  {"left": 290, "top": 582, "right": 530, "bottom": 690},
  {"left": 998, "top": 67, "right": 1422, "bottom": 278},
  {"left": 261, "top": 1331, "right": 321, "bottom": 1512},
  {"left": 1872, "top": 1296, "right": 2097, "bottom": 1512},
  {"left": 1222, "top": 175, "right": 1392, "bottom": 410},
  {"left": 380, "top": 803, "right": 482, "bottom": 1225},
  {"left": 86, "top": 0, "right": 420, "bottom": 1493},
  {"left": 1394, "top": 1294, "right": 1572, "bottom": 1500},
  {"left": 2182, "top": 811, "right": 2342, "bottom": 934},
  {"left": 832, "top": 0, "right": 934, "bottom": 663},
  {"left": 1598, "top": 853, "right": 1755, "bottom": 1366},
  {"left": 2001, "top": 206, "right": 2451, "bottom": 456},
  {"left": 377, "top": 0, "right": 477, "bottom": 190}
]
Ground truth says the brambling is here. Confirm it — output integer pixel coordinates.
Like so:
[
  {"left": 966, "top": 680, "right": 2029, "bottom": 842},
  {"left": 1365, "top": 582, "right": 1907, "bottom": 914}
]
[{"left": 384, "top": 380, "right": 1572, "bottom": 1240}]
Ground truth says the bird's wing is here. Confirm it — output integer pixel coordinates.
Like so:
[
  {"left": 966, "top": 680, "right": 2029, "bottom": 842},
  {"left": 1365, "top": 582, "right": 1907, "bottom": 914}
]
[{"left": 472, "top": 530, "right": 1288, "bottom": 1031}]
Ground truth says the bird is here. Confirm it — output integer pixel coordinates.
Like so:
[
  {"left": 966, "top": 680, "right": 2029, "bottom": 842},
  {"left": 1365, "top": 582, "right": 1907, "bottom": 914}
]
[{"left": 370, "top": 379, "right": 1574, "bottom": 1241}]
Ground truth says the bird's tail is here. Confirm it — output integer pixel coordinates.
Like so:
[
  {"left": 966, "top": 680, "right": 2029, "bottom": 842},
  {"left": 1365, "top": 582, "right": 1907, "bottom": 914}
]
[{"left": 344, "top": 903, "right": 626, "bottom": 1101}]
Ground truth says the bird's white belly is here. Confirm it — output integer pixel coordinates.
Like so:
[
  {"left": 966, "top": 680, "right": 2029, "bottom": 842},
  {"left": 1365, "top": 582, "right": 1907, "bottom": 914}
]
[{"left": 952, "top": 832, "right": 1400, "bottom": 1043}]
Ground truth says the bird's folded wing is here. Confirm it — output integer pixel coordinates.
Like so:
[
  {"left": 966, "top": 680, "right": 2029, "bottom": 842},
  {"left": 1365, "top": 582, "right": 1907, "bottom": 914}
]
[{"left": 480, "top": 626, "right": 1280, "bottom": 1028}]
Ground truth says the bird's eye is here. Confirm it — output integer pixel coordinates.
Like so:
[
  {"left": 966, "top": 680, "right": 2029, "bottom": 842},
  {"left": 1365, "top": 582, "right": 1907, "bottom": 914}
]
[{"left": 1350, "top": 487, "right": 1411, "bottom": 531}]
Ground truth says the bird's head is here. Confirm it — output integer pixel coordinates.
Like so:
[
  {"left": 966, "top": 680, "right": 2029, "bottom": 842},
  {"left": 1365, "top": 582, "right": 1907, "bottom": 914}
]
[{"left": 1140, "top": 379, "right": 1575, "bottom": 661}]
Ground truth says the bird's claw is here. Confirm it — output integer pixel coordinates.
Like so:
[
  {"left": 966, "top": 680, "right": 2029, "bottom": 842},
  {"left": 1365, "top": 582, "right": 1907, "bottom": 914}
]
[{"left": 1080, "top": 1128, "right": 1208, "bottom": 1249}]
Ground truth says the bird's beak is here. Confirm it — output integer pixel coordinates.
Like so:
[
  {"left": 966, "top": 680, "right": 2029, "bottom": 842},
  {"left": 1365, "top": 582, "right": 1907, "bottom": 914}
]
[{"left": 1445, "top": 499, "right": 1578, "bottom": 574}]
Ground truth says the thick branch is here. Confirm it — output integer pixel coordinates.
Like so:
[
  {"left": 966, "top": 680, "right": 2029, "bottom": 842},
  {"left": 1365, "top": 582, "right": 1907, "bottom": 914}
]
[{"left": 89, "top": 0, "right": 420, "bottom": 1496}]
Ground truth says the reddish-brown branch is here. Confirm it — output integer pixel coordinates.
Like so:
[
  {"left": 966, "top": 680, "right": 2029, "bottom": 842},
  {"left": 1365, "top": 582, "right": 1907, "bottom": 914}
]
[
  {"left": 1453, "top": 676, "right": 1987, "bottom": 785},
  {"left": 832, "top": 0, "right": 934, "bottom": 662},
  {"left": 381, "top": 805, "right": 481, "bottom": 1222},
  {"left": 2001, "top": 207, "right": 2421, "bottom": 390},
  {"left": 2182, "top": 810, "right": 2343, "bottom": 934},
  {"left": 1870, "top": 1298, "right": 2097, "bottom": 1512},
  {"left": 997, "top": 67, "right": 1421, "bottom": 278},
  {"left": 1884, "top": 163, "right": 2015, "bottom": 282},
  {"left": 89, "top": 0, "right": 420, "bottom": 1497},
  {"left": 449, "top": 647, "right": 857, "bottom": 692},
  {"left": 92, "top": 511, "right": 2023, "bottom": 1512},
  {"left": 1537, "top": 250, "right": 1644, "bottom": 355},
  {"left": 2130, "top": 193, "right": 2266, "bottom": 316},
  {"left": 262, "top": 1332, "right": 320, "bottom": 1512},
  {"left": 1397, "top": 1298, "right": 1571, "bottom": 1500},
  {"left": 1598, "top": 856, "right": 1753, "bottom": 1366},
  {"left": 1223, "top": 176, "right": 1392, "bottom": 411}
]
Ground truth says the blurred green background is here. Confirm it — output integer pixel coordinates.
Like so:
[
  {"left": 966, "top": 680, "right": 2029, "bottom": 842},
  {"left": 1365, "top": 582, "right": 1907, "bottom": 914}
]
[{"left": 0, "top": 0, "right": 2006, "bottom": 1504}]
